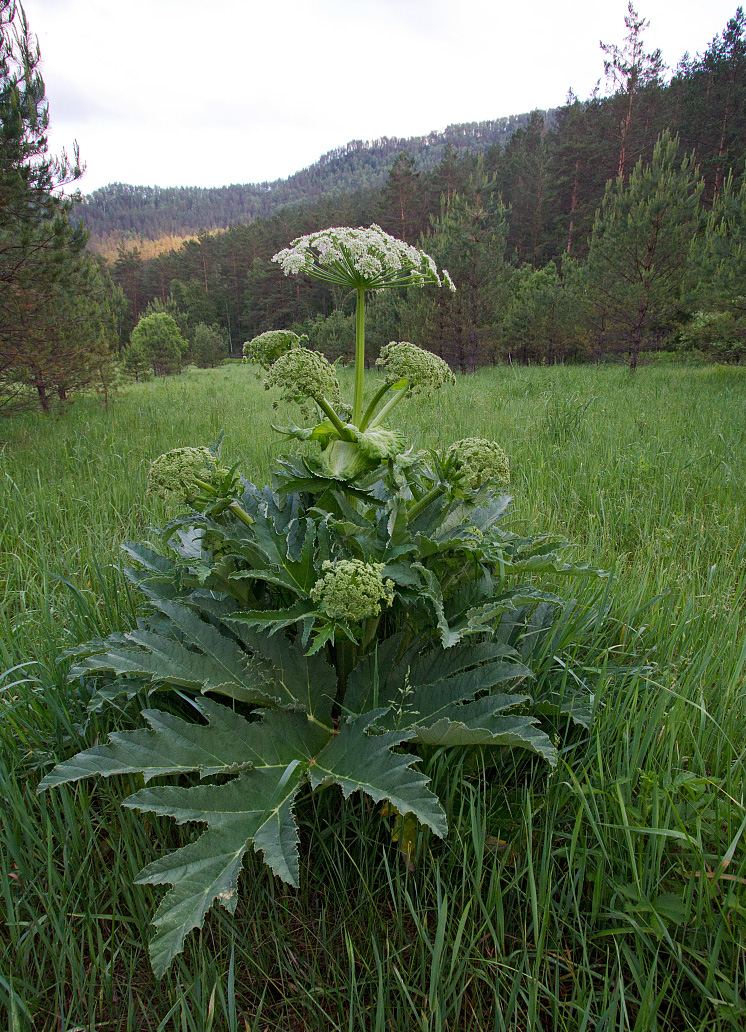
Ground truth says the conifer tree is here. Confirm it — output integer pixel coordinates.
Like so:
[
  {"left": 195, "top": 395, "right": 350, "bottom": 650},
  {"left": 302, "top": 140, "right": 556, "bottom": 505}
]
[
  {"left": 697, "top": 7, "right": 746, "bottom": 199},
  {"left": 685, "top": 161, "right": 746, "bottom": 361},
  {"left": 407, "top": 156, "right": 509, "bottom": 372},
  {"left": 600, "top": 2, "right": 666, "bottom": 179},
  {"left": 0, "top": 0, "right": 116, "bottom": 412},
  {"left": 584, "top": 132, "right": 702, "bottom": 371},
  {"left": 503, "top": 259, "right": 588, "bottom": 364},
  {"left": 497, "top": 111, "right": 552, "bottom": 267},
  {"left": 376, "top": 152, "right": 423, "bottom": 242}
]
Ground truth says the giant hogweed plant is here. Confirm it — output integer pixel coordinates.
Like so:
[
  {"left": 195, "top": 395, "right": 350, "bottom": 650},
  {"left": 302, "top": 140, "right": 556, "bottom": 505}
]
[{"left": 40, "top": 226, "right": 606, "bottom": 978}]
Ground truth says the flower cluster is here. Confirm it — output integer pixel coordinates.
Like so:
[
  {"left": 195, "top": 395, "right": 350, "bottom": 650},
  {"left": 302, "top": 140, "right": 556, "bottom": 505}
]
[
  {"left": 147, "top": 447, "right": 223, "bottom": 503},
  {"left": 310, "top": 559, "right": 395, "bottom": 622},
  {"left": 447, "top": 438, "right": 510, "bottom": 490},
  {"left": 272, "top": 225, "right": 456, "bottom": 292},
  {"left": 243, "top": 329, "right": 307, "bottom": 370},
  {"left": 376, "top": 341, "right": 456, "bottom": 396},
  {"left": 264, "top": 347, "right": 342, "bottom": 408}
]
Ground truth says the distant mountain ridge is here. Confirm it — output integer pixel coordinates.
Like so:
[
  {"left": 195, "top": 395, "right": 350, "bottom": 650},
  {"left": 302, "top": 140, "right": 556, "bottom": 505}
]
[{"left": 80, "top": 112, "right": 551, "bottom": 251}]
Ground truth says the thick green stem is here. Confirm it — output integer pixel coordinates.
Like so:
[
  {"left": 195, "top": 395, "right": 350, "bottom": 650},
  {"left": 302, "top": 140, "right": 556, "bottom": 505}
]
[
  {"left": 362, "top": 615, "right": 381, "bottom": 651},
  {"left": 368, "top": 382, "right": 409, "bottom": 428},
  {"left": 315, "top": 395, "right": 356, "bottom": 441},
  {"left": 360, "top": 381, "right": 396, "bottom": 431},
  {"left": 228, "top": 502, "right": 254, "bottom": 529},
  {"left": 352, "top": 287, "right": 366, "bottom": 426},
  {"left": 192, "top": 476, "right": 254, "bottom": 528},
  {"left": 407, "top": 484, "right": 444, "bottom": 523},
  {"left": 192, "top": 475, "right": 218, "bottom": 495}
]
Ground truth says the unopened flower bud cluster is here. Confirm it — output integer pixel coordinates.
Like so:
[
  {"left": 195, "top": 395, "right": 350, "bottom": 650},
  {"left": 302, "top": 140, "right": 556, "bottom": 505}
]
[
  {"left": 147, "top": 447, "right": 220, "bottom": 502},
  {"left": 264, "top": 347, "right": 342, "bottom": 407},
  {"left": 448, "top": 438, "right": 510, "bottom": 490},
  {"left": 310, "top": 559, "right": 395, "bottom": 622},
  {"left": 242, "top": 330, "right": 307, "bottom": 370},
  {"left": 377, "top": 341, "right": 456, "bottom": 396}
]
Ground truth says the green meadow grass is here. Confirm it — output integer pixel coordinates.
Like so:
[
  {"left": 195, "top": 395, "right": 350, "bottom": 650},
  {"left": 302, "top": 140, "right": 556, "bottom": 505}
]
[{"left": 1, "top": 362, "right": 745, "bottom": 1030}]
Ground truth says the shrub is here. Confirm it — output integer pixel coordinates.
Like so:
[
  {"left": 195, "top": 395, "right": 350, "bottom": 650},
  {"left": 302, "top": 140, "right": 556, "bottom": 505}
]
[
  {"left": 127, "top": 312, "right": 189, "bottom": 376},
  {"left": 191, "top": 322, "right": 228, "bottom": 368}
]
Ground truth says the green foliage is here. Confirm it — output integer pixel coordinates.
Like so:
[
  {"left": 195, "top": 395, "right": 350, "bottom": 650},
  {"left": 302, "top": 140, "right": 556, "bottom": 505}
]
[
  {"left": 503, "top": 258, "right": 589, "bottom": 363},
  {"left": 3, "top": 363, "right": 746, "bottom": 1027},
  {"left": 677, "top": 309, "right": 746, "bottom": 363},
  {"left": 689, "top": 161, "right": 746, "bottom": 361},
  {"left": 191, "top": 323, "right": 228, "bottom": 368},
  {"left": 0, "top": 1, "right": 118, "bottom": 414},
  {"left": 39, "top": 434, "right": 605, "bottom": 975},
  {"left": 121, "top": 338, "right": 152, "bottom": 381},
  {"left": 128, "top": 312, "right": 189, "bottom": 377},
  {"left": 585, "top": 131, "right": 703, "bottom": 369},
  {"left": 408, "top": 156, "right": 511, "bottom": 372},
  {"left": 305, "top": 309, "right": 356, "bottom": 362}
]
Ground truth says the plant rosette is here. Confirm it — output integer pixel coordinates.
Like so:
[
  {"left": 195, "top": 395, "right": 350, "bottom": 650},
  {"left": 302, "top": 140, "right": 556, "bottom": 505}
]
[
  {"left": 40, "top": 438, "right": 607, "bottom": 978},
  {"left": 39, "top": 228, "right": 608, "bottom": 979}
]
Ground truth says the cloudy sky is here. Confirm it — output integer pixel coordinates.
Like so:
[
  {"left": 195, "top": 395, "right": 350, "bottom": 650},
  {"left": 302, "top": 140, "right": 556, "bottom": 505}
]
[{"left": 22, "top": 0, "right": 742, "bottom": 195}]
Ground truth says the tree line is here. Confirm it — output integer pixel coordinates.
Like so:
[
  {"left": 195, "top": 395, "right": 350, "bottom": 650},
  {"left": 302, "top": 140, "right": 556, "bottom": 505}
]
[
  {"left": 3, "top": 3, "right": 746, "bottom": 415},
  {"left": 105, "top": 5, "right": 746, "bottom": 374},
  {"left": 80, "top": 115, "right": 542, "bottom": 254}
]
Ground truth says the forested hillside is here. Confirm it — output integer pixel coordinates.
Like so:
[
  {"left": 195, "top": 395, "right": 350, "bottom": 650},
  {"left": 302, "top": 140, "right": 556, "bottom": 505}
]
[
  {"left": 5, "top": 2, "right": 746, "bottom": 415},
  {"left": 106, "top": 6, "right": 746, "bottom": 371},
  {"left": 81, "top": 115, "right": 544, "bottom": 251}
]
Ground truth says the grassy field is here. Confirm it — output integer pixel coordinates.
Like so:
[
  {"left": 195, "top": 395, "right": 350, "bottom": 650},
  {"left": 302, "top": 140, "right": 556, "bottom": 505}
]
[{"left": 1, "top": 361, "right": 745, "bottom": 1030}]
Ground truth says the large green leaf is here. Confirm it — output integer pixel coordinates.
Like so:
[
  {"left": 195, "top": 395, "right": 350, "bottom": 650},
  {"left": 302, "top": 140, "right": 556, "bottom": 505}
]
[
  {"left": 411, "top": 563, "right": 461, "bottom": 648},
  {"left": 230, "top": 624, "right": 337, "bottom": 722},
  {"left": 137, "top": 826, "right": 250, "bottom": 979},
  {"left": 403, "top": 642, "right": 522, "bottom": 690},
  {"left": 401, "top": 663, "right": 534, "bottom": 723},
  {"left": 463, "top": 588, "right": 562, "bottom": 631},
  {"left": 308, "top": 711, "right": 447, "bottom": 836},
  {"left": 121, "top": 542, "right": 179, "bottom": 578},
  {"left": 129, "top": 764, "right": 304, "bottom": 977},
  {"left": 225, "top": 513, "right": 318, "bottom": 596},
  {"left": 344, "top": 640, "right": 525, "bottom": 715},
  {"left": 40, "top": 698, "right": 331, "bottom": 976},
  {"left": 69, "top": 620, "right": 278, "bottom": 706},
  {"left": 226, "top": 598, "right": 318, "bottom": 635},
  {"left": 38, "top": 697, "right": 329, "bottom": 790},
  {"left": 402, "top": 695, "right": 557, "bottom": 763}
]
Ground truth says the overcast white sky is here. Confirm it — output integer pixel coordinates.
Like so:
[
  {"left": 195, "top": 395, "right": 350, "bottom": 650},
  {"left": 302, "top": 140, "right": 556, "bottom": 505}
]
[{"left": 22, "top": 0, "right": 743, "bottom": 195}]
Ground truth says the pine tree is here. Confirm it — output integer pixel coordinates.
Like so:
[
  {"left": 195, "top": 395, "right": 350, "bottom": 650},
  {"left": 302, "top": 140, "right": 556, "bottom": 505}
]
[
  {"left": 584, "top": 132, "right": 702, "bottom": 371},
  {"left": 503, "top": 259, "right": 588, "bottom": 364},
  {"left": 685, "top": 161, "right": 746, "bottom": 360},
  {"left": 409, "top": 156, "right": 509, "bottom": 372},
  {"left": 497, "top": 111, "right": 552, "bottom": 267},
  {"left": 696, "top": 7, "right": 746, "bottom": 199},
  {"left": 0, "top": 0, "right": 116, "bottom": 413},
  {"left": 375, "top": 152, "right": 423, "bottom": 242},
  {"left": 600, "top": 2, "right": 666, "bottom": 179}
]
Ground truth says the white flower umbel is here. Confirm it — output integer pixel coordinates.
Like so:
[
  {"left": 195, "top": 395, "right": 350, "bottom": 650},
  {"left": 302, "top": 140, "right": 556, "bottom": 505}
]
[
  {"left": 273, "top": 225, "right": 454, "bottom": 426},
  {"left": 272, "top": 224, "right": 453, "bottom": 292}
]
